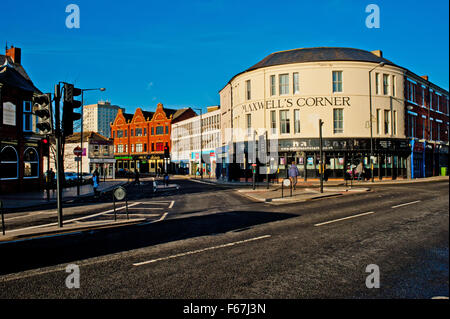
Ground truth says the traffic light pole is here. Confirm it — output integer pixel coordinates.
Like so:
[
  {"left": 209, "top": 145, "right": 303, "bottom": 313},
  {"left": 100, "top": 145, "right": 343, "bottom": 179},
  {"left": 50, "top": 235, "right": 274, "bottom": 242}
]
[{"left": 54, "top": 84, "right": 64, "bottom": 227}]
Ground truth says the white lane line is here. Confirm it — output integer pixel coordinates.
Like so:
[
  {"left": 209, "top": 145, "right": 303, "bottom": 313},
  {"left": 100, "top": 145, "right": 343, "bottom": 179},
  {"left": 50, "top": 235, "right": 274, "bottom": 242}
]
[
  {"left": 133, "top": 234, "right": 272, "bottom": 266},
  {"left": 314, "top": 212, "right": 375, "bottom": 227},
  {"left": 119, "top": 207, "right": 163, "bottom": 210},
  {"left": 7, "top": 202, "right": 141, "bottom": 233},
  {"left": 168, "top": 201, "right": 175, "bottom": 209},
  {"left": 391, "top": 200, "right": 421, "bottom": 209},
  {"left": 157, "top": 212, "right": 168, "bottom": 222}
]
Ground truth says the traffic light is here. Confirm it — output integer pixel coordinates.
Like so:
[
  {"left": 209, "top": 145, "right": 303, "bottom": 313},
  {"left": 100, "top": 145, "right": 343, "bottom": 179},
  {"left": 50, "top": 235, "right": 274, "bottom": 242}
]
[
  {"left": 164, "top": 145, "right": 170, "bottom": 158},
  {"left": 42, "top": 136, "right": 50, "bottom": 157},
  {"left": 32, "top": 93, "right": 52, "bottom": 133},
  {"left": 62, "top": 83, "right": 82, "bottom": 137}
]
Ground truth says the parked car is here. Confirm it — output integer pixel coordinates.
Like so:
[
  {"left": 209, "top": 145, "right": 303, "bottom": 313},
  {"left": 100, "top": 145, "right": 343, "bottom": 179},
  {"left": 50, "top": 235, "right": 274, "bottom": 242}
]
[{"left": 82, "top": 173, "right": 94, "bottom": 184}]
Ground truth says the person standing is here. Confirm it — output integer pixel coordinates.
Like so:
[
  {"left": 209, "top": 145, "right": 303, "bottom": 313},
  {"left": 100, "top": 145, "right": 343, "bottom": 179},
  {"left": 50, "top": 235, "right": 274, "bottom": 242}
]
[
  {"left": 356, "top": 161, "right": 364, "bottom": 181},
  {"left": 92, "top": 169, "right": 99, "bottom": 197},
  {"left": 288, "top": 161, "right": 299, "bottom": 190}
]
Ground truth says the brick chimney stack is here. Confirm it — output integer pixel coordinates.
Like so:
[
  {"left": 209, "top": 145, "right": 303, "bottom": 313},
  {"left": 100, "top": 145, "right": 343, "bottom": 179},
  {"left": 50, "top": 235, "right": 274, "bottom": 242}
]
[
  {"left": 5, "top": 46, "right": 21, "bottom": 65},
  {"left": 421, "top": 75, "right": 429, "bottom": 81},
  {"left": 371, "top": 50, "right": 383, "bottom": 58}
]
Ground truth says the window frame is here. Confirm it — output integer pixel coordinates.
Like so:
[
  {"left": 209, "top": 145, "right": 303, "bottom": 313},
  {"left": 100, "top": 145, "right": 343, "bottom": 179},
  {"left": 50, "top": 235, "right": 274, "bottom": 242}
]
[{"left": 0, "top": 145, "right": 19, "bottom": 180}]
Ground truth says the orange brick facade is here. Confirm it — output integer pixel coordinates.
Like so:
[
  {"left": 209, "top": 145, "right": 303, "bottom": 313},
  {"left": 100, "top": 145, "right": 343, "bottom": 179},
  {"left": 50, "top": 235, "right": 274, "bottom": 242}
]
[{"left": 111, "top": 103, "right": 173, "bottom": 174}]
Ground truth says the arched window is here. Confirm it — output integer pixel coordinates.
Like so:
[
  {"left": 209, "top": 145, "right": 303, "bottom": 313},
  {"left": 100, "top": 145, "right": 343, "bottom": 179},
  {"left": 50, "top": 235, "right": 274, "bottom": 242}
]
[
  {"left": 0, "top": 146, "right": 18, "bottom": 179},
  {"left": 23, "top": 147, "right": 39, "bottom": 178}
]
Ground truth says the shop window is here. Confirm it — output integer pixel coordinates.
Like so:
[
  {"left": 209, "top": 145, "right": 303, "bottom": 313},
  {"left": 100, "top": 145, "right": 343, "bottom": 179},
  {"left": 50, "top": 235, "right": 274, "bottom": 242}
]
[
  {"left": 23, "top": 147, "right": 39, "bottom": 178},
  {"left": 0, "top": 146, "right": 18, "bottom": 179}
]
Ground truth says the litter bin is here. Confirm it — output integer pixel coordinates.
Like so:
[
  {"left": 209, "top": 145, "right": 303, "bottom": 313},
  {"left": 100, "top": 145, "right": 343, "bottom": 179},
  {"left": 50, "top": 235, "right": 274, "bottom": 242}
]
[{"left": 440, "top": 167, "right": 447, "bottom": 176}]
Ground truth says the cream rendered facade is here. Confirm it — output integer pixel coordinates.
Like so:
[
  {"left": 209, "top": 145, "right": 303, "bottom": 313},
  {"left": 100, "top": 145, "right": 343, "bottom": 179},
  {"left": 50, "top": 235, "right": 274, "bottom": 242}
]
[
  {"left": 221, "top": 61, "right": 406, "bottom": 144},
  {"left": 217, "top": 49, "right": 413, "bottom": 181}
]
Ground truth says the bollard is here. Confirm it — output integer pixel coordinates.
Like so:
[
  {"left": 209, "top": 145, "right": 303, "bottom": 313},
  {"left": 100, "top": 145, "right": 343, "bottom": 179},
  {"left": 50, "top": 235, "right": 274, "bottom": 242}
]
[
  {"left": 113, "top": 193, "right": 117, "bottom": 221},
  {"left": 1, "top": 200, "right": 5, "bottom": 235},
  {"left": 125, "top": 193, "right": 129, "bottom": 220}
]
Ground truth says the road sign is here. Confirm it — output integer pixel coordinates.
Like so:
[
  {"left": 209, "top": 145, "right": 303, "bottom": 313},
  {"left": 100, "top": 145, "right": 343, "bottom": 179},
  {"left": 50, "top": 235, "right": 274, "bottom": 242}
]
[
  {"left": 283, "top": 179, "right": 291, "bottom": 187},
  {"left": 73, "top": 146, "right": 82, "bottom": 156},
  {"left": 114, "top": 186, "right": 127, "bottom": 201}
]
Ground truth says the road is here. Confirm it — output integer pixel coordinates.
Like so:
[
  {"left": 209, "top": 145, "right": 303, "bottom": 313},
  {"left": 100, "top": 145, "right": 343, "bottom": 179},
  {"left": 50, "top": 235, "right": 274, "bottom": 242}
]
[{"left": 0, "top": 178, "right": 448, "bottom": 299}]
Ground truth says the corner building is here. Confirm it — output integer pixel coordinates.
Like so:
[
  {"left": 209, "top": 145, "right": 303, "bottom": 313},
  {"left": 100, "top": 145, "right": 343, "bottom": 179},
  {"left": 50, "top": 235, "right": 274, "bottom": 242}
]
[{"left": 218, "top": 47, "right": 449, "bottom": 181}]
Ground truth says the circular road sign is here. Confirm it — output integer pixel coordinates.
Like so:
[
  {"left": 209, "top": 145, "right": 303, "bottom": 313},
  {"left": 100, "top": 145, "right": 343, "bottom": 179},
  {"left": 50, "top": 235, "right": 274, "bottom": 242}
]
[
  {"left": 283, "top": 179, "right": 291, "bottom": 187},
  {"left": 73, "top": 146, "right": 82, "bottom": 156},
  {"left": 113, "top": 186, "right": 127, "bottom": 201}
]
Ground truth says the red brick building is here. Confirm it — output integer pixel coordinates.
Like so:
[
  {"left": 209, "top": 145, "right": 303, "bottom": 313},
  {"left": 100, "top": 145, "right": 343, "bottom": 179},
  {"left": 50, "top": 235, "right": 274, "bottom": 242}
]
[
  {"left": 111, "top": 103, "right": 196, "bottom": 174},
  {"left": 404, "top": 72, "right": 449, "bottom": 178},
  {"left": 0, "top": 46, "right": 46, "bottom": 193}
]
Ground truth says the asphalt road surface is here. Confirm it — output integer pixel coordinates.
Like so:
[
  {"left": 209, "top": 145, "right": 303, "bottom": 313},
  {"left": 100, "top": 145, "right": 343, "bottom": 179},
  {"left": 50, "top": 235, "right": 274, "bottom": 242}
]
[{"left": 0, "top": 178, "right": 448, "bottom": 299}]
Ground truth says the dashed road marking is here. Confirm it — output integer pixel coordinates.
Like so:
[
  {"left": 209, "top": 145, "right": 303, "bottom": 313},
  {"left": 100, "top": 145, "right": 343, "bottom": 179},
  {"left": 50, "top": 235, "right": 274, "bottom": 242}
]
[
  {"left": 314, "top": 212, "right": 375, "bottom": 227},
  {"left": 391, "top": 200, "right": 421, "bottom": 209},
  {"left": 133, "top": 235, "right": 272, "bottom": 266}
]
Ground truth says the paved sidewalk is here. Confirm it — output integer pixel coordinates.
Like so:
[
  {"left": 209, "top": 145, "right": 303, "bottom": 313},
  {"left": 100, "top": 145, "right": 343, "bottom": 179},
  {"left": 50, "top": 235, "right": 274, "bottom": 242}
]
[
  {"left": 237, "top": 185, "right": 370, "bottom": 205},
  {"left": 0, "top": 218, "right": 146, "bottom": 243},
  {"left": 180, "top": 175, "right": 448, "bottom": 187},
  {"left": 0, "top": 180, "right": 129, "bottom": 211}
]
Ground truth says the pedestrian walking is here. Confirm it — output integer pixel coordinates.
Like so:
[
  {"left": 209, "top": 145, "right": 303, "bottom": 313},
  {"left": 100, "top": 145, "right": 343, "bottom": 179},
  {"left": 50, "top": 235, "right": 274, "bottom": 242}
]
[
  {"left": 288, "top": 161, "right": 299, "bottom": 190},
  {"left": 356, "top": 161, "right": 364, "bottom": 181},
  {"left": 93, "top": 169, "right": 100, "bottom": 198}
]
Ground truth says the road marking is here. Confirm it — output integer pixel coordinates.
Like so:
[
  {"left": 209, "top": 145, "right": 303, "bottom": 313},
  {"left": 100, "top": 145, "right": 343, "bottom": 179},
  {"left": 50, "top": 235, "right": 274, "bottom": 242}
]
[
  {"left": 168, "top": 201, "right": 175, "bottom": 209},
  {"left": 189, "top": 178, "right": 215, "bottom": 185},
  {"left": 391, "top": 200, "right": 421, "bottom": 209},
  {"left": 133, "top": 234, "right": 272, "bottom": 266},
  {"left": 314, "top": 212, "right": 375, "bottom": 227},
  {"left": 7, "top": 202, "right": 141, "bottom": 233},
  {"left": 157, "top": 212, "right": 168, "bottom": 222}
]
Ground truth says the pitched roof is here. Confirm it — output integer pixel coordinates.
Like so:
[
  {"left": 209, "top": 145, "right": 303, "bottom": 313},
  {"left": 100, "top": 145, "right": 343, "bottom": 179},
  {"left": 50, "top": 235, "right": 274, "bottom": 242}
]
[
  {"left": 246, "top": 47, "right": 398, "bottom": 72},
  {"left": 222, "top": 47, "right": 400, "bottom": 90},
  {"left": 65, "top": 131, "right": 110, "bottom": 143},
  {"left": 0, "top": 55, "right": 40, "bottom": 92}
]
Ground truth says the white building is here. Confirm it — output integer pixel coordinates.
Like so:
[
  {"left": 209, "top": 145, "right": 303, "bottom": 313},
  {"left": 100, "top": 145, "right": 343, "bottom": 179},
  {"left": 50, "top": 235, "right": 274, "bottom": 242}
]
[
  {"left": 83, "top": 101, "right": 123, "bottom": 138},
  {"left": 171, "top": 106, "right": 221, "bottom": 177}
]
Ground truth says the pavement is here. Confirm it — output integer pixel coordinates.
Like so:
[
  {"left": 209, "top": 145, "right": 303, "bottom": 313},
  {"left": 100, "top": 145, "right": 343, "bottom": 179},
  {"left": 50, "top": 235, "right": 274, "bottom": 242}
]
[{"left": 0, "top": 179, "right": 130, "bottom": 212}]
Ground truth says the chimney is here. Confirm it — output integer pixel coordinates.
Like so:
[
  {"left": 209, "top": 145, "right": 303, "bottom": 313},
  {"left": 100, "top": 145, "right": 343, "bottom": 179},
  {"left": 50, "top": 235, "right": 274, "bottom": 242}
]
[
  {"left": 371, "top": 50, "right": 383, "bottom": 58},
  {"left": 421, "top": 75, "right": 429, "bottom": 81},
  {"left": 5, "top": 46, "right": 21, "bottom": 64}
]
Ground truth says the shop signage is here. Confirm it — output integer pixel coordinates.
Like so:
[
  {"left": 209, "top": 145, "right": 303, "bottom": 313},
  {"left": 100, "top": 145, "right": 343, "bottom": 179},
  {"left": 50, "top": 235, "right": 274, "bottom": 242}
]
[
  {"left": 279, "top": 138, "right": 410, "bottom": 152},
  {"left": 241, "top": 96, "right": 351, "bottom": 113},
  {"left": 3, "top": 102, "right": 16, "bottom": 126},
  {"left": 115, "top": 156, "right": 132, "bottom": 160}
]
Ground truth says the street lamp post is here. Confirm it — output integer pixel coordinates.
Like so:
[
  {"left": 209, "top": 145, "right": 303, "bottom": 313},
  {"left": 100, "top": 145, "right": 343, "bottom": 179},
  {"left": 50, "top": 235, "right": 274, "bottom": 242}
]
[
  {"left": 78, "top": 88, "right": 106, "bottom": 195},
  {"left": 368, "top": 62, "right": 385, "bottom": 182},
  {"left": 193, "top": 108, "right": 203, "bottom": 179}
]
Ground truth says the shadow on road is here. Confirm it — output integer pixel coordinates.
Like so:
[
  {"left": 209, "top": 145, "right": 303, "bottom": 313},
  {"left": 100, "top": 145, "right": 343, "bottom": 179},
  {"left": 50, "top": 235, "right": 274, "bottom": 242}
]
[{"left": 0, "top": 210, "right": 296, "bottom": 275}]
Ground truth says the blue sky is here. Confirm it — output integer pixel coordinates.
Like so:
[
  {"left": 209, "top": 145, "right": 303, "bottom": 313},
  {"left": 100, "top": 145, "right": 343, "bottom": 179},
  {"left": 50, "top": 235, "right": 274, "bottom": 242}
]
[{"left": 1, "top": 0, "right": 448, "bottom": 114}]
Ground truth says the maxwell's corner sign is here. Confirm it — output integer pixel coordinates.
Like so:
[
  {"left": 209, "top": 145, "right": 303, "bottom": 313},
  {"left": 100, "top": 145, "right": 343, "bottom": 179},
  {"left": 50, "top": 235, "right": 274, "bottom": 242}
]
[{"left": 241, "top": 96, "right": 351, "bottom": 113}]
